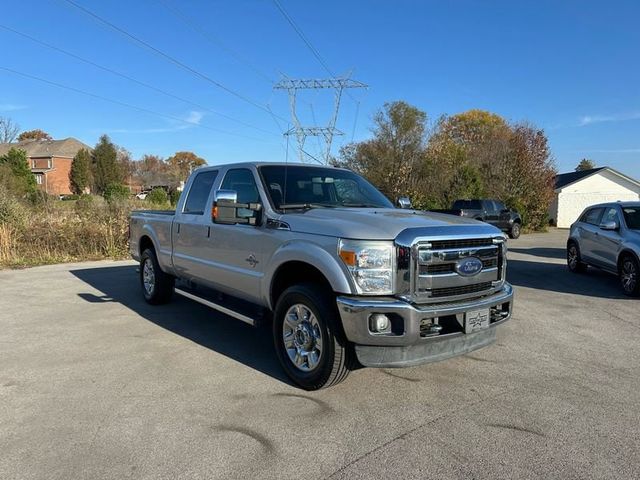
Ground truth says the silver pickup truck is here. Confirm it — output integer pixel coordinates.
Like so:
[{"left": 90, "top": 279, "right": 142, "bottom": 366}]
[{"left": 129, "top": 162, "right": 513, "bottom": 390}]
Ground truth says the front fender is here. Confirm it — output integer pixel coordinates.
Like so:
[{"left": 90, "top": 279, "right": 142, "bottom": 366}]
[{"left": 262, "top": 240, "right": 354, "bottom": 308}]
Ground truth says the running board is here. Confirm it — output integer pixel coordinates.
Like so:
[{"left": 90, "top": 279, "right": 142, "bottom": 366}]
[{"left": 175, "top": 288, "right": 258, "bottom": 326}]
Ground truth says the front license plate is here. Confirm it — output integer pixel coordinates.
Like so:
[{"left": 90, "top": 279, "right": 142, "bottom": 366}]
[{"left": 465, "top": 308, "right": 490, "bottom": 334}]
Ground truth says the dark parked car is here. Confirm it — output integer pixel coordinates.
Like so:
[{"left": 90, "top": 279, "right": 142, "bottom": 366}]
[
  {"left": 432, "top": 199, "right": 522, "bottom": 239},
  {"left": 567, "top": 202, "right": 640, "bottom": 296}
]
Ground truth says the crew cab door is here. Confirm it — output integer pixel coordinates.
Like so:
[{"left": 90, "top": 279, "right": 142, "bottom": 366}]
[
  {"left": 205, "top": 168, "right": 266, "bottom": 303},
  {"left": 172, "top": 169, "right": 219, "bottom": 280},
  {"left": 493, "top": 201, "right": 511, "bottom": 230}
]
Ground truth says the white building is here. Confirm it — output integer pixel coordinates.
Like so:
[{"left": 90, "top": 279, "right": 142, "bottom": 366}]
[{"left": 549, "top": 167, "right": 640, "bottom": 228}]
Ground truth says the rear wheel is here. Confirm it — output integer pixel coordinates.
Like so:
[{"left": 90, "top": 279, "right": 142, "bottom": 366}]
[
  {"left": 619, "top": 255, "right": 640, "bottom": 297},
  {"left": 567, "top": 242, "right": 587, "bottom": 273},
  {"left": 509, "top": 222, "right": 521, "bottom": 239},
  {"left": 140, "top": 248, "right": 174, "bottom": 304},
  {"left": 273, "top": 283, "right": 351, "bottom": 390}
]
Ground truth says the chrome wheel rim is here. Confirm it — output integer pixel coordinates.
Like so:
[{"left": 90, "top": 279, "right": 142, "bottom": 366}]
[
  {"left": 568, "top": 246, "right": 578, "bottom": 269},
  {"left": 142, "top": 258, "right": 155, "bottom": 296},
  {"left": 621, "top": 260, "right": 637, "bottom": 293},
  {"left": 512, "top": 224, "right": 520, "bottom": 237},
  {"left": 282, "top": 303, "right": 323, "bottom": 372}
]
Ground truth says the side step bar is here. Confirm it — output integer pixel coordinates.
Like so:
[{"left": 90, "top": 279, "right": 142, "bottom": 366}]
[{"left": 175, "top": 288, "right": 258, "bottom": 326}]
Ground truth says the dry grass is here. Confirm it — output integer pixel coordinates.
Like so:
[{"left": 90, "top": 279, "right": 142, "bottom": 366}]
[{"left": 0, "top": 194, "right": 169, "bottom": 268}]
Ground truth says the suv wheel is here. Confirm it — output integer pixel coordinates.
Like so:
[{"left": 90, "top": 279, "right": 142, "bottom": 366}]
[
  {"left": 567, "top": 242, "right": 587, "bottom": 273},
  {"left": 273, "top": 283, "right": 351, "bottom": 390},
  {"left": 509, "top": 222, "right": 521, "bottom": 239},
  {"left": 140, "top": 248, "right": 175, "bottom": 304},
  {"left": 619, "top": 255, "right": 640, "bottom": 297}
]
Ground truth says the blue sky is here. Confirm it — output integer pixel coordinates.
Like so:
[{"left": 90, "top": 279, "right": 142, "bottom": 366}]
[{"left": 1, "top": 0, "right": 639, "bottom": 178}]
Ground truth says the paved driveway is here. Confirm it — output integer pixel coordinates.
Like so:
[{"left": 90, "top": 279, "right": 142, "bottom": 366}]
[{"left": 1, "top": 229, "right": 639, "bottom": 479}]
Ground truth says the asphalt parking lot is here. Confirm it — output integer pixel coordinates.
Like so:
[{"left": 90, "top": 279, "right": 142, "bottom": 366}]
[{"left": 1, "top": 228, "right": 639, "bottom": 479}]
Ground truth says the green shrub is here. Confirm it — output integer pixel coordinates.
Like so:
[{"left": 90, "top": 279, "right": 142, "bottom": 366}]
[
  {"left": 147, "top": 188, "right": 168, "bottom": 205},
  {"left": 169, "top": 189, "right": 181, "bottom": 206},
  {"left": 103, "top": 183, "right": 130, "bottom": 203},
  {"left": 61, "top": 194, "right": 80, "bottom": 201}
]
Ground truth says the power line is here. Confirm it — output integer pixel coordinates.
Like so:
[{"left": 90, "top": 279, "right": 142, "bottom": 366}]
[
  {"left": 272, "top": 0, "right": 335, "bottom": 78},
  {"left": 60, "top": 0, "right": 288, "bottom": 122},
  {"left": 0, "top": 24, "right": 278, "bottom": 137},
  {"left": 155, "top": 0, "right": 274, "bottom": 84},
  {"left": 0, "top": 66, "right": 267, "bottom": 141}
]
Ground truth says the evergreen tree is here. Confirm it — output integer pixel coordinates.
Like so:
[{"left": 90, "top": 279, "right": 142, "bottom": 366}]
[
  {"left": 69, "top": 148, "right": 91, "bottom": 194},
  {"left": 91, "top": 135, "right": 122, "bottom": 194},
  {"left": 0, "top": 147, "right": 36, "bottom": 195}
]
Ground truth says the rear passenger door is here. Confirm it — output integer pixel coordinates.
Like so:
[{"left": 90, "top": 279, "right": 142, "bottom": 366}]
[
  {"left": 172, "top": 170, "right": 218, "bottom": 280},
  {"left": 493, "top": 201, "right": 510, "bottom": 230}
]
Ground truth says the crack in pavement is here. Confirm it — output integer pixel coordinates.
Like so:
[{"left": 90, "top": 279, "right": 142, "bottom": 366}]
[{"left": 323, "top": 388, "right": 511, "bottom": 479}]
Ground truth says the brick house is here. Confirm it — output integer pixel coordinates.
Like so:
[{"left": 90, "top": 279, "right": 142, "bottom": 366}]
[{"left": 0, "top": 138, "right": 92, "bottom": 195}]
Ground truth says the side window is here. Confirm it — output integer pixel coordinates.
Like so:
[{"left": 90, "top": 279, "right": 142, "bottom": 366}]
[
  {"left": 583, "top": 208, "right": 604, "bottom": 226},
  {"left": 494, "top": 201, "right": 506, "bottom": 212},
  {"left": 220, "top": 168, "right": 260, "bottom": 218},
  {"left": 601, "top": 207, "right": 619, "bottom": 225},
  {"left": 183, "top": 170, "right": 218, "bottom": 214}
]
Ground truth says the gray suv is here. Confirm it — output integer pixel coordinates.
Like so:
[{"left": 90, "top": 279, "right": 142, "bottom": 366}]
[{"left": 567, "top": 202, "right": 640, "bottom": 296}]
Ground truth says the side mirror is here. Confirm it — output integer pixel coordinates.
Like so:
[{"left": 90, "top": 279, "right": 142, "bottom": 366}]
[
  {"left": 397, "top": 197, "right": 412, "bottom": 209},
  {"left": 600, "top": 220, "right": 619, "bottom": 231},
  {"left": 501, "top": 208, "right": 510, "bottom": 213},
  {"left": 212, "top": 189, "right": 262, "bottom": 225}
]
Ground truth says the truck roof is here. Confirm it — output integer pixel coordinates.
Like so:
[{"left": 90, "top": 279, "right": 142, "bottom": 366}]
[{"left": 194, "top": 162, "right": 348, "bottom": 171}]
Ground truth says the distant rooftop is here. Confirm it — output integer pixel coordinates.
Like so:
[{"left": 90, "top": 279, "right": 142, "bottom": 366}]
[{"left": 0, "top": 137, "right": 91, "bottom": 158}]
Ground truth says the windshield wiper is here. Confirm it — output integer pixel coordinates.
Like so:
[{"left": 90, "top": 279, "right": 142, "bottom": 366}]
[
  {"left": 278, "top": 203, "right": 337, "bottom": 211},
  {"left": 340, "top": 202, "right": 382, "bottom": 208}
]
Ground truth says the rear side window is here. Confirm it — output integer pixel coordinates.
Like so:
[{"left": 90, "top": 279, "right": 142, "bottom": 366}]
[
  {"left": 494, "top": 201, "right": 506, "bottom": 211},
  {"left": 452, "top": 200, "right": 481, "bottom": 210},
  {"left": 183, "top": 170, "right": 218, "bottom": 214},
  {"left": 581, "top": 208, "right": 604, "bottom": 225}
]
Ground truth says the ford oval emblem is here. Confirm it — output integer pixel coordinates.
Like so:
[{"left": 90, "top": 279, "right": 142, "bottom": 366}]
[{"left": 455, "top": 257, "right": 483, "bottom": 277}]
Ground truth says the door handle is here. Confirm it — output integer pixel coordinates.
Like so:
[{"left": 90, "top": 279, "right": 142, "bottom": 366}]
[
  {"left": 207, "top": 226, "right": 211, "bottom": 238},
  {"left": 177, "top": 223, "right": 180, "bottom": 234}
]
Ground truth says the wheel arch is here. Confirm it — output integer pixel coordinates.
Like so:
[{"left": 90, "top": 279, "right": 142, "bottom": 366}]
[{"left": 617, "top": 249, "right": 640, "bottom": 271}]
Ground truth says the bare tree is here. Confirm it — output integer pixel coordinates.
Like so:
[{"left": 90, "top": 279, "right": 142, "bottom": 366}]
[{"left": 0, "top": 116, "right": 20, "bottom": 143}]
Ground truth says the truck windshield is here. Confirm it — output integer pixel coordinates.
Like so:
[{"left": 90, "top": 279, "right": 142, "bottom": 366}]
[
  {"left": 259, "top": 165, "right": 394, "bottom": 210},
  {"left": 622, "top": 207, "right": 640, "bottom": 230}
]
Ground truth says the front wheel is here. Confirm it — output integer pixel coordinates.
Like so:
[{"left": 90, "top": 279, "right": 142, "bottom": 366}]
[
  {"left": 273, "top": 284, "right": 351, "bottom": 390},
  {"left": 619, "top": 255, "right": 640, "bottom": 297},
  {"left": 508, "top": 222, "right": 521, "bottom": 239},
  {"left": 140, "top": 248, "right": 175, "bottom": 304},
  {"left": 567, "top": 242, "right": 587, "bottom": 273}
]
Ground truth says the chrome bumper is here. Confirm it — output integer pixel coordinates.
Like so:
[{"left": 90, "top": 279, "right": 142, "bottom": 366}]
[{"left": 336, "top": 283, "right": 513, "bottom": 368}]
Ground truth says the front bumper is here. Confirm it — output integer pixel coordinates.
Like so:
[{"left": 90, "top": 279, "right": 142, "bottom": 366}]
[{"left": 336, "top": 283, "right": 513, "bottom": 368}]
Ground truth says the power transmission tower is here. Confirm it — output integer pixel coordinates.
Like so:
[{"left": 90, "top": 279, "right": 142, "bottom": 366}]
[{"left": 274, "top": 76, "right": 367, "bottom": 163}]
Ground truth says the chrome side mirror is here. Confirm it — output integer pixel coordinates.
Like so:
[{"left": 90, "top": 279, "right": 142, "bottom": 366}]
[
  {"left": 599, "top": 220, "right": 619, "bottom": 231},
  {"left": 398, "top": 197, "right": 412, "bottom": 209}
]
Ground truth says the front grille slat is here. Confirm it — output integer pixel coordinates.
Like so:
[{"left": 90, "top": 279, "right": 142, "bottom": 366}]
[
  {"left": 429, "top": 238, "right": 493, "bottom": 250},
  {"left": 421, "top": 258, "right": 497, "bottom": 275},
  {"left": 431, "top": 282, "right": 493, "bottom": 298}
]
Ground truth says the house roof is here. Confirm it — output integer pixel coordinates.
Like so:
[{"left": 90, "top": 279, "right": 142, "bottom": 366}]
[
  {"left": 0, "top": 137, "right": 91, "bottom": 158},
  {"left": 554, "top": 166, "right": 640, "bottom": 191}
]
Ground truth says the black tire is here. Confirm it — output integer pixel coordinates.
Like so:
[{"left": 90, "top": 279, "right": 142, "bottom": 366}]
[
  {"left": 567, "top": 242, "right": 587, "bottom": 273},
  {"left": 140, "top": 248, "right": 175, "bottom": 305},
  {"left": 508, "top": 222, "right": 521, "bottom": 239},
  {"left": 619, "top": 254, "right": 640, "bottom": 297},
  {"left": 273, "top": 283, "right": 351, "bottom": 390}
]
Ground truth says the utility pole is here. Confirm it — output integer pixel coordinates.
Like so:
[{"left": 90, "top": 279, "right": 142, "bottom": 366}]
[{"left": 274, "top": 76, "right": 367, "bottom": 163}]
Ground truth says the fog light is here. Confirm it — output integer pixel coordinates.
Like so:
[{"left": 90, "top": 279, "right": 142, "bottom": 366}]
[{"left": 369, "top": 313, "right": 390, "bottom": 333}]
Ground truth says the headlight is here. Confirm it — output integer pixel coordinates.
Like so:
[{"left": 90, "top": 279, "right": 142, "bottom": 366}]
[{"left": 338, "top": 240, "right": 394, "bottom": 294}]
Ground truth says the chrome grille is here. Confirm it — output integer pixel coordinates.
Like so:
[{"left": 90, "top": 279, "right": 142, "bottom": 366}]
[{"left": 412, "top": 237, "right": 505, "bottom": 302}]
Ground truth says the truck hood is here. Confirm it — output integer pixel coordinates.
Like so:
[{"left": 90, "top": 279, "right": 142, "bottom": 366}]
[{"left": 280, "top": 208, "right": 501, "bottom": 240}]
